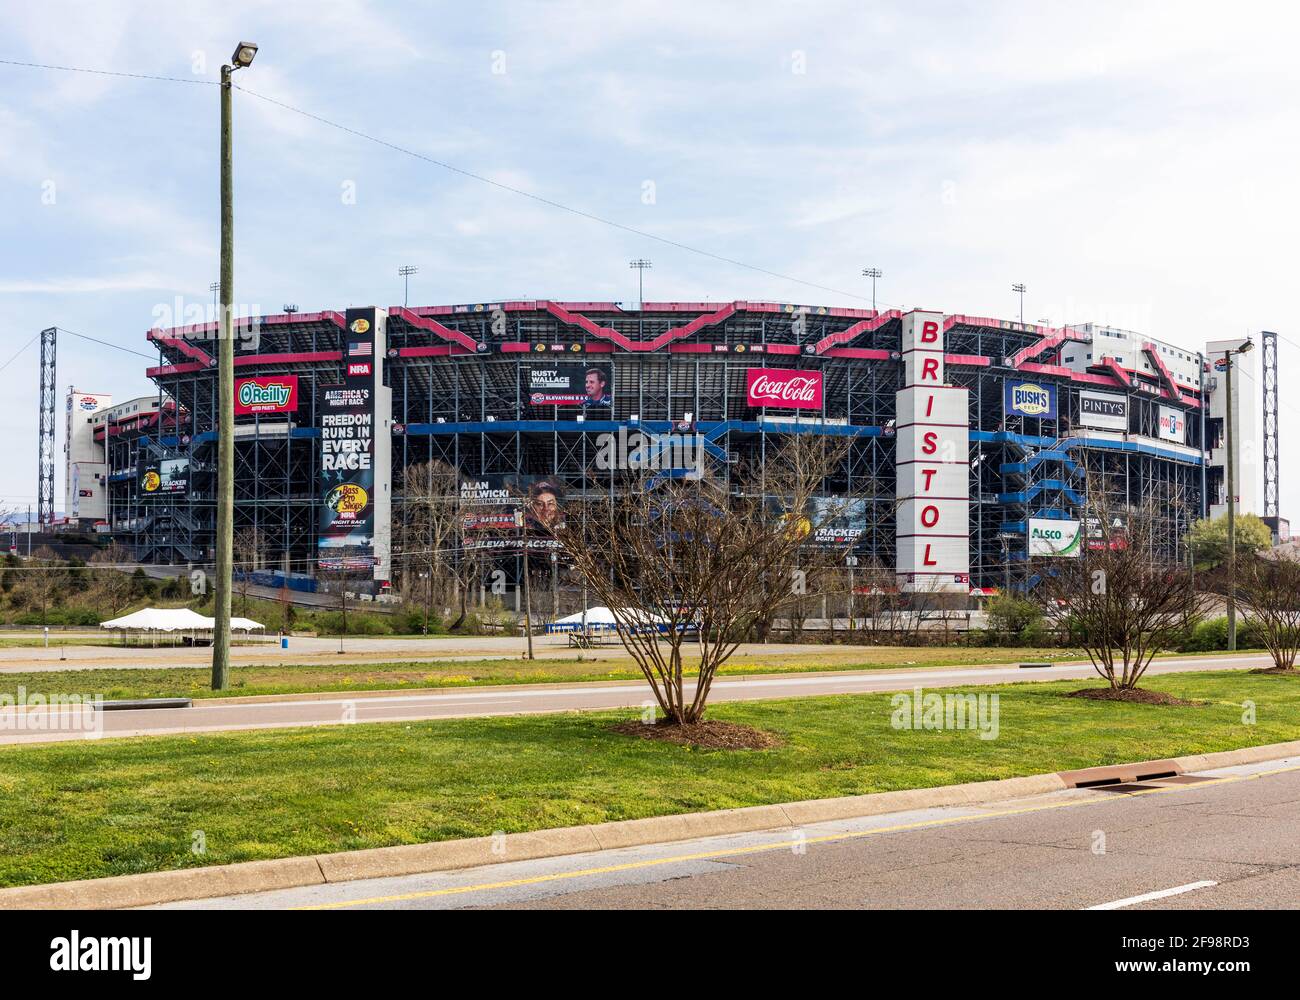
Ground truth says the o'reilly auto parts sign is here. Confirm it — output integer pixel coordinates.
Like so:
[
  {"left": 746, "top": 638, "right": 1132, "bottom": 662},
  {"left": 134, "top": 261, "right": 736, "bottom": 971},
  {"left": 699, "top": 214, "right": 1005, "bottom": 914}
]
[
  {"left": 1078, "top": 390, "right": 1127, "bottom": 431},
  {"left": 235, "top": 375, "right": 299, "bottom": 415},
  {"left": 1028, "top": 517, "right": 1081, "bottom": 557}
]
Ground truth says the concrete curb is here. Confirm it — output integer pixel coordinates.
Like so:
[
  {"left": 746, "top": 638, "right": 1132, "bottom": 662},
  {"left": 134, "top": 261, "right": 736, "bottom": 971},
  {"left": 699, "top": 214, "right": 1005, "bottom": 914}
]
[{"left": 4, "top": 738, "right": 1299, "bottom": 910}]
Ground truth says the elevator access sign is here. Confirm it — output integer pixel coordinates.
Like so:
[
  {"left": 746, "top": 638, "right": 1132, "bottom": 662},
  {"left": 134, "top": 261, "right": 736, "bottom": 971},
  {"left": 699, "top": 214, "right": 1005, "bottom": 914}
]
[{"left": 235, "top": 376, "right": 299, "bottom": 415}]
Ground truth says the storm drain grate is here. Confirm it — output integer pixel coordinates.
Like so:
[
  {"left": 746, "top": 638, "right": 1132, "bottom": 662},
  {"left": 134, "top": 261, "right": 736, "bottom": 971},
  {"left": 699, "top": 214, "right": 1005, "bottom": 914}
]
[{"left": 1074, "top": 770, "right": 1178, "bottom": 789}]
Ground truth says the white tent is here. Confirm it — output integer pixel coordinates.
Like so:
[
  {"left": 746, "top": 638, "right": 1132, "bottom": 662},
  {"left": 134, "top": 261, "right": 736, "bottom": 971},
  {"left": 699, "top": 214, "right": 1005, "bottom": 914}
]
[
  {"left": 100, "top": 608, "right": 265, "bottom": 633},
  {"left": 100, "top": 608, "right": 213, "bottom": 632},
  {"left": 545, "top": 606, "right": 666, "bottom": 633}
]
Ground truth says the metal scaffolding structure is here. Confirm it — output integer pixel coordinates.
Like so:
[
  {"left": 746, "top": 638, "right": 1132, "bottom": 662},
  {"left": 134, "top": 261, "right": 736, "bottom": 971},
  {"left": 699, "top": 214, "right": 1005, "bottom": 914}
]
[
  {"left": 36, "top": 327, "right": 57, "bottom": 525},
  {"left": 101, "top": 301, "right": 1207, "bottom": 595},
  {"left": 1262, "top": 329, "right": 1279, "bottom": 518}
]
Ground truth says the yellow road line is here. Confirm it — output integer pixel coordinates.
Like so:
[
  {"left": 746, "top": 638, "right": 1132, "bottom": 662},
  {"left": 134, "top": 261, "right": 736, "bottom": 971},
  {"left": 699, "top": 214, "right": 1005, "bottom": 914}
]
[{"left": 294, "top": 760, "right": 1300, "bottom": 910}]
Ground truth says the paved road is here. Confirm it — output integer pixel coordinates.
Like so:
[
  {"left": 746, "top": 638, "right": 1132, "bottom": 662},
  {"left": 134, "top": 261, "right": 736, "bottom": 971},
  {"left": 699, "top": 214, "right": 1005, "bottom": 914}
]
[
  {"left": 0, "top": 652, "right": 1273, "bottom": 745},
  {"left": 0, "top": 634, "right": 909, "bottom": 672},
  {"left": 159, "top": 756, "right": 1300, "bottom": 910},
  {"left": 0, "top": 633, "right": 591, "bottom": 671}
]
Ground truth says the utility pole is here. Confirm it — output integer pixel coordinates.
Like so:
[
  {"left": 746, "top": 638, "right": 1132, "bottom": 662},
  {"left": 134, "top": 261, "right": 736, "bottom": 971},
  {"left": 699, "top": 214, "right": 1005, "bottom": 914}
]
[
  {"left": 213, "top": 41, "right": 258, "bottom": 692},
  {"left": 862, "top": 267, "right": 882, "bottom": 313},
  {"left": 398, "top": 265, "right": 418, "bottom": 307},
  {"left": 551, "top": 551, "right": 559, "bottom": 619},
  {"left": 1011, "top": 283, "right": 1027, "bottom": 325},
  {"left": 1223, "top": 338, "right": 1254, "bottom": 652}
]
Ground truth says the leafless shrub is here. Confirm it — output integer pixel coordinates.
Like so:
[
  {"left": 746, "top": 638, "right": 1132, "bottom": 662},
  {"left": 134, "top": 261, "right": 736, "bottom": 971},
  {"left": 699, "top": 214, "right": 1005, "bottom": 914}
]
[
  {"left": 1033, "top": 474, "right": 1206, "bottom": 691},
  {"left": 551, "top": 434, "right": 874, "bottom": 724},
  {"left": 1233, "top": 549, "right": 1300, "bottom": 671}
]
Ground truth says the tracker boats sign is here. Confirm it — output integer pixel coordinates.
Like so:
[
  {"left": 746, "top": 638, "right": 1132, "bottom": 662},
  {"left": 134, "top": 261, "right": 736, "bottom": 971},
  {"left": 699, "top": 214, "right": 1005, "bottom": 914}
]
[{"left": 745, "top": 368, "right": 823, "bottom": 410}]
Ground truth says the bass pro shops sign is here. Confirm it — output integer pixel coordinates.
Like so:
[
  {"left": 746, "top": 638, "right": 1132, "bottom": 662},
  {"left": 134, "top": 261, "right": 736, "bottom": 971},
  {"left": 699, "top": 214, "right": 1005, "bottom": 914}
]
[{"left": 895, "top": 311, "right": 970, "bottom": 594}]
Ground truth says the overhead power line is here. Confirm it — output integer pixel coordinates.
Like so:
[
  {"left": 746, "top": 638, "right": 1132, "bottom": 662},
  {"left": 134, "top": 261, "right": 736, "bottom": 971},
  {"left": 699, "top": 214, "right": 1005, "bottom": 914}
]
[
  {"left": 0, "top": 57, "right": 216, "bottom": 86},
  {"left": 57, "top": 327, "right": 156, "bottom": 360},
  {"left": 0, "top": 333, "right": 39, "bottom": 374},
  {"left": 232, "top": 84, "right": 877, "bottom": 305},
  {"left": 1, "top": 55, "right": 884, "bottom": 306}
]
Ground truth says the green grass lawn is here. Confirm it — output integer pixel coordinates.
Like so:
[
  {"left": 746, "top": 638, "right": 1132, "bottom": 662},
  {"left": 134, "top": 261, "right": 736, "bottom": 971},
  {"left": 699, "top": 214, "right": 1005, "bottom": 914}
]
[
  {"left": 0, "top": 646, "right": 1097, "bottom": 703},
  {"left": 0, "top": 669, "right": 1296, "bottom": 888},
  {"left": 0, "top": 645, "right": 1261, "bottom": 704}
]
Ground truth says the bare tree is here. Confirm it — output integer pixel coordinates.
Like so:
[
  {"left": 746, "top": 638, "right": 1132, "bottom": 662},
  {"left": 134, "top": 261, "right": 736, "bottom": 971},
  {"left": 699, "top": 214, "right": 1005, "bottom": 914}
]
[
  {"left": 552, "top": 434, "right": 872, "bottom": 725},
  {"left": 1034, "top": 475, "right": 1206, "bottom": 691},
  {"left": 398, "top": 460, "right": 464, "bottom": 633},
  {"left": 1232, "top": 549, "right": 1300, "bottom": 671},
  {"left": 17, "top": 546, "right": 64, "bottom": 623},
  {"left": 89, "top": 542, "right": 135, "bottom": 614},
  {"left": 232, "top": 527, "right": 261, "bottom": 618}
]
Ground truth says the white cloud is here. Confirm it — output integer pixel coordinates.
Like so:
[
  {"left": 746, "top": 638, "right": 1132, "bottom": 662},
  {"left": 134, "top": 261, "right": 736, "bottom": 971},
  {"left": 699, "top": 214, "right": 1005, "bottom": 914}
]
[{"left": 2, "top": 0, "right": 1300, "bottom": 513}]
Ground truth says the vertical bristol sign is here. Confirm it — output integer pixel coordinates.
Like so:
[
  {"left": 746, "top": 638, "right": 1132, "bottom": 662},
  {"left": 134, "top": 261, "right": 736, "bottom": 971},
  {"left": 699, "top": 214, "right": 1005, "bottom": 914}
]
[{"left": 895, "top": 311, "right": 970, "bottom": 593}]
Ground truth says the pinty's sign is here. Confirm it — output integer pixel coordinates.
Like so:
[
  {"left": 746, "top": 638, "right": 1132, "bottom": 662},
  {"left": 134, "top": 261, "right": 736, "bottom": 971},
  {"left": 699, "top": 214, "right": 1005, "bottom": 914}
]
[{"left": 745, "top": 368, "right": 823, "bottom": 410}]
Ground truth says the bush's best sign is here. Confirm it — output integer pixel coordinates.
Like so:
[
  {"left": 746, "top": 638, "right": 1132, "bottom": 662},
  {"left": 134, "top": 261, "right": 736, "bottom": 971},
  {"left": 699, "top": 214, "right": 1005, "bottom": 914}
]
[
  {"left": 1003, "top": 379, "right": 1057, "bottom": 420},
  {"left": 745, "top": 368, "right": 823, "bottom": 410},
  {"left": 895, "top": 311, "right": 969, "bottom": 593}
]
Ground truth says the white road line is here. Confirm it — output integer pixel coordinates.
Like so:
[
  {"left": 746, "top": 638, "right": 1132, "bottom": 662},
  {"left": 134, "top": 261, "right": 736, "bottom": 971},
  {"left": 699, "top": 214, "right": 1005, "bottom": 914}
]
[{"left": 1085, "top": 880, "right": 1218, "bottom": 910}]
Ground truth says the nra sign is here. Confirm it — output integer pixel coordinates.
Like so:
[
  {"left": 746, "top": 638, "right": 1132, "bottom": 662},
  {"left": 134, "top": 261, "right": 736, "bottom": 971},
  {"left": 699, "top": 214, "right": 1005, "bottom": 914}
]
[
  {"left": 235, "top": 376, "right": 299, "bottom": 415},
  {"left": 745, "top": 368, "right": 823, "bottom": 410}
]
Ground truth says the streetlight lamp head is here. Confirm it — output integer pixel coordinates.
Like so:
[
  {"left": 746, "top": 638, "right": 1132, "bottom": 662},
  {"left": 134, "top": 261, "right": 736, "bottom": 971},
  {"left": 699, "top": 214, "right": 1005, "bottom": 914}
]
[
  {"left": 231, "top": 42, "right": 259, "bottom": 68},
  {"left": 1240, "top": 338, "right": 1254, "bottom": 354}
]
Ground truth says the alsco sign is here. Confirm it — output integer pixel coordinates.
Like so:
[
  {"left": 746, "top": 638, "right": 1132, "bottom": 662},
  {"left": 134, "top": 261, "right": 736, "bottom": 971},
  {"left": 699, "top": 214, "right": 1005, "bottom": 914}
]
[{"left": 235, "top": 375, "right": 299, "bottom": 415}]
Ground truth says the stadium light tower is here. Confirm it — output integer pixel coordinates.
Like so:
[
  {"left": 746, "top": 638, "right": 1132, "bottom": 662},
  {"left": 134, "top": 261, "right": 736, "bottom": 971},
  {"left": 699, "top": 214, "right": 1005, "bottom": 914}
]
[
  {"left": 1011, "top": 283, "right": 1027, "bottom": 325},
  {"left": 1222, "top": 337, "right": 1254, "bottom": 652},
  {"left": 209, "top": 281, "right": 220, "bottom": 318},
  {"left": 862, "top": 267, "right": 882, "bottom": 313},
  {"left": 398, "top": 265, "right": 418, "bottom": 307},
  {"left": 213, "top": 39, "right": 258, "bottom": 693},
  {"left": 629, "top": 259, "right": 652, "bottom": 337}
]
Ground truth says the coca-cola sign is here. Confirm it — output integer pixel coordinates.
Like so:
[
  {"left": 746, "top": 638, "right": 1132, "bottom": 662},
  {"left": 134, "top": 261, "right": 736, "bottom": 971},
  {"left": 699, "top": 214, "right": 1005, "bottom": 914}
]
[{"left": 745, "top": 368, "right": 823, "bottom": 410}]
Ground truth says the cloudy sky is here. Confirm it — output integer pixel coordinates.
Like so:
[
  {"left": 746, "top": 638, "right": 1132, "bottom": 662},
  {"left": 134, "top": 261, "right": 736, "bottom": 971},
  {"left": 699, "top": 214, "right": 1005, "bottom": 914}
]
[{"left": 1, "top": 0, "right": 1297, "bottom": 516}]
